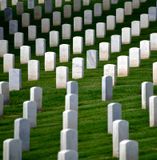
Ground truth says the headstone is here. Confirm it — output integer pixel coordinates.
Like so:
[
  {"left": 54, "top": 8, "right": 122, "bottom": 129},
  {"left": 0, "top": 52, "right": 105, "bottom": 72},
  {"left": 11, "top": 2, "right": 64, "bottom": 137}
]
[
  {"left": 111, "top": 0, "right": 118, "bottom": 4},
  {"left": 96, "top": 22, "right": 106, "bottom": 38},
  {"left": 0, "top": 0, "right": 7, "bottom": 11},
  {"left": 16, "top": 2, "right": 24, "bottom": 15},
  {"left": 3, "top": 139, "right": 22, "bottom": 160},
  {"left": 132, "top": 0, "right": 140, "bottom": 9},
  {"left": 74, "top": 17, "right": 82, "bottom": 32},
  {"left": 106, "top": 15, "right": 115, "bottom": 30},
  {"left": 3, "top": 53, "right": 15, "bottom": 73},
  {"left": 131, "top": 21, "right": 140, "bottom": 36},
  {"left": 34, "top": 6, "right": 42, "bottom": 20},
  {"left": 148, "top": 7, "right": 157, "bottom": 22},
  {"left": 153, "top": 62, "right": 157, "bottom": 85},
  {"left": 59, "top": 44, "right": 70, "bottom": 63},
  {"left": 30, "top": 87, "right": 42, "bottom": 111},
  {"left": 63, "top": 110, "right": 78, "bottom": 130},
  {"left": 28, "top": 60, "right": 40, "bottom": 81},
  {"left": 35, "top": 38, "right": 46, "bottom": 56},
  {"left": 73, "top": 0, "right": 81, "bottom": 12},
  {"left": 41, "top": 18, "right": 50, "bottom": 33},
  {"left": 4, "top": 7, "right": 12, "bottom": 21},
  {"left": 124, "top": 2, "right": 132, "bottom": 15},
  {"left": 84, "top": 10, "right": 92, "bottom": 25},
  {"left": 107, "top": 103, "right": 121, "bottom": 134},
  {"left": 28, "top": 25, "right": 36, "bottom": 41},
  {"left": 28, "top": 0, "right": 34, "bottom": 9},
  {"left": 9, "top": 69, "right": 22, "bottom": 91},
  {"left": 117, "top": 56, "right": 129, "bottom": 77},
  {"left": 102, "top": 0, "right": 110, "bottom": 11},
  {"left": 0, "top": 40, "right": 8, "bottom": 57},
  {"left": 22, "top": 13, "right": 30, "bottom": 28},
  {"left": 121, "top": 27, "right": 131, "bottom": 44},
  {"left": 65, "top": 94, "right": 78, "bottom": 111},
  {"left": 62, "top": 24, "right": 71, "bottom": 40},
  {"left": 58, "top": 150, "right": 78, "bottom": 160},
  {"left": 113, "top": 120, "right": 129, "bottom": 158},
  {"left": 149, "top": 96, "right": 157, "bottom": 127},
  {"left": 12, "top": 0, "right": 18, "bottom": 5},
  {"left": 83, "top": 0, "right": 90, "bottom": 6},
  {"left": 72, "top": 58, "right": 84, "bottom": 79},
  {"left": 9, "top": 20, "right": 18, "bottom": 35},
  {"left": 64, "top": 5, "right": 72, "bottom": 18},
  {"left": 0, "top": 81, "right": 9, "bottom": 104},
  {"left": 86, "top": 50, "right": 98, "bottom": 69},
  {"left": 56, "top": 66, "right": 69, "bottom": 89},
  {"left": 53, "top": 11, "right": 61, "bottom": 26},
  {"left": 99, "top": 42, "right": 110, "bottom": 61},
  {"left": 20, "top": 45, "right": 31, "bottom": 64},
  {"left": 94, "top": 3, "right": 102, "bottom": 17},
  {"left": 66, "top": 81, "right": 78, "bottom": 95},
  {"left": 140, "top": 40, "right": 150, "bottom": 59},
  {"left": 141, "top": 82, "right": 153, "bottom": 109},
  {"left": 116, "top": 8, "right": 124, "bottom": 23},
  {"left": 45, "top": 0, "right": 52, "bottom": 14},
  {"left": 55, "top": 0, "right": 62, "bottom": 8},
  {"left": 129, "top": 47, "right": 140, "bottom": 67},
  {"left": 104, "top": 64, "right": 116, "bottom": 86},
  {"left": 85, "top": 29, "right": 95, "bottom": 46},
  {"left": 23, "top": 101, "right": 37, "bottom": 128},
  {"left": 38, "top": 0, "right": 44, "bottom": 4},
  {"left": 119, "top": 140, "right": 138, "bottom": 160},
  {"left": 102, "top": 76, "right": 113, "bottom": 101},
  {"left": 14, "top": 118, "right": 30, "bottom": 151},
  {"left": 111, "top": 35, "right": 121, "bottom": 53},
  {"left": 49, "top": 31, "right": 59, "bottom": 47},
  {"left": 140, "top": 14, "right": 149, "bottom": 29},
  {"left": 0, "top": 27, "right": 4, "bottom": 40},
  {"left": 150, "top": 33, "right": 157, "bottom": 51},
  {"left": 73, "top": 36, "right": 83, "bottom": 54},
  {"left": 44, "top": 52, "right": 56, "bottom": 71},
  {"left": 14, "top": 32, "right": 24, "bottom": 49},
  {"left": 60, "top": 129, "right": 78, "bottom": 151},
  {"left": 0, "top": 94, "right": 3, "bottom": 116}
]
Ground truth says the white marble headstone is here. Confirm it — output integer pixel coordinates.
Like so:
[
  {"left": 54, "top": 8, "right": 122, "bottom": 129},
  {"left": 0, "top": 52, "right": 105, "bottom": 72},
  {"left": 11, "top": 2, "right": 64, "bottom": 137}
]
[{"left": 72, "top": 58, "right": 84, "bottom": 79}]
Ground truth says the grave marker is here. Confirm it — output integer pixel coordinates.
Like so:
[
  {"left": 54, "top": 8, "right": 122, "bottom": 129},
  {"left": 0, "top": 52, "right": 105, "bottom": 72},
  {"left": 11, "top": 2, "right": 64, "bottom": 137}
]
[
  {"left": 113, "top": 120, "right": 129, "bottom": 157},
  {"left": 141, "top": 82, "right": 153, "bottom": 109},
  {"left": 72, "top": 58, "right": 84, "bottom": 79},
  {"left": 30, "top": 87, "right": 42, "bottom": 111},
  {"left": 102, "top": 76, "right": 113, "bottom": 101},
  {"left": 28, "top": 60, "right": 40, "bottom": 81},
  {"left": 60, "top": 129, "right": 78, "bottom": 151},
  {"left": 3, "top": 139, "right": 22, "bottom": 160},
  {"left": 108, "top": 103, "right": 121, "bottom": 134},
  {"left": 117, "top": 56, "right": 129, "bottom": 77},
  {"left": 14, "top": 118, "right": 30, "bottom": 151},
  {"left": 86, "top": 50, "right": 98, "bottom": 69},
  {"left": 35, "top": 38, "right": 46, "bottom": 56},
  {"left": 9, "top": 69, "right": 22, "bottom": 91},
  {"left": 119, "top": 140, "right": 138, "bottom": 160},
  {"left": 3, "top": 53, "right": 15, "bottom": 73},
  {"left": 23, "top": 101, "right": 37, "bottom": 128},
  {"left": 56, "top": 67, "right": 69, "bottom": 89},
  {"left": 104, "top": 64, "right": 116, "bottom": 86},
  {"left": 44, "top": 52, "right": 56, "bottom": 71},
  {"left": 0, "top": 81, "right": 9, "bottom": 104}
]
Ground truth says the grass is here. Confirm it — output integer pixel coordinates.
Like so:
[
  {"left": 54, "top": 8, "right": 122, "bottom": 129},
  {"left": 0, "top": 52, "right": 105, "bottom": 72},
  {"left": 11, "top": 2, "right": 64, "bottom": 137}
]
[{"left": 0, "top": 0, "right": 157, "bottom": 159}]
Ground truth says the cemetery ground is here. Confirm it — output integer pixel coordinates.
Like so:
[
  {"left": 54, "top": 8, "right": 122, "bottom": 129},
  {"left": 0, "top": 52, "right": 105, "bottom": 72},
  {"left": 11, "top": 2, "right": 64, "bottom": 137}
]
[{"left": 1, "top": 0, "right": 157, "bottom": 159}]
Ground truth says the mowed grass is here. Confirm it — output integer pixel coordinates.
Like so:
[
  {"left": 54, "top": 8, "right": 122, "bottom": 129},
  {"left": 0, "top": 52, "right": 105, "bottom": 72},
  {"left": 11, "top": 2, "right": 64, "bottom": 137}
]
[{"left": 0, "top": 0, "right": 157, "bottom": 159}]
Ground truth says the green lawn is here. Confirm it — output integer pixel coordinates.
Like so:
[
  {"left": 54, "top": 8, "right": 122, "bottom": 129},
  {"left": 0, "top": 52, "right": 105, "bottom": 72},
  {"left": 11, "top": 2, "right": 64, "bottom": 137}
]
[{"left": 0, "top": 0, "right": 157, "bottom": 159}]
